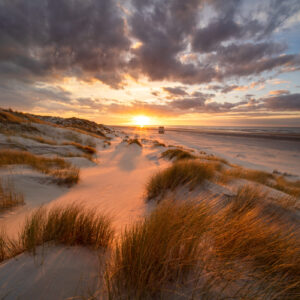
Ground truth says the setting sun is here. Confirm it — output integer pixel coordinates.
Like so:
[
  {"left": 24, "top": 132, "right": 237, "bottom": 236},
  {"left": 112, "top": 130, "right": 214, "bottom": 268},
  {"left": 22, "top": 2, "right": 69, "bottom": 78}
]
[{"left": 132, "top": 115, "right": 151, "bottom": 127}]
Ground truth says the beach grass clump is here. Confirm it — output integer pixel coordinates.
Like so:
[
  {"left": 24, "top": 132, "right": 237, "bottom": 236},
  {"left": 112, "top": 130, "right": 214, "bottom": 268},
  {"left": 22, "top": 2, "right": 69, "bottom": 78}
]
[
  {"left": 0, "top": 149, "right": 79, "bottom": 186},
  {"left": 221, "top": 167, "right": 300, "bottom": 197},
  {"left": 273, "top": 176, "right": 300, "bottom": 197},
  {"left": 21, "top": 204, "right": 114, "bottom": 254},
  {"left": 0, "top": 178, "right": 24, "bottom": 211},
  {"left": 161, "top": 148, "right": 196, "bottom": 161},
  {"left": 127, "top": 138, "right": 142, "bottom": 147},
  {"left": 152, "top": 140, "right": 166, "bottom": 147},
  {"left": 21, "top": 134, "right": 57, "bottom": 145},
  {"left": 199, "top": 154, "right": 228, "bottom": 165},
  {"left": 103, "top": 140, "right": 111, "bottom": 148},
  {"left": 63, "top": 141, "right": 97, "bottom": 155},
  {"left": 0, "top": 229, "right": 23, "bottom": 262},
  {"left": 0, "top": 110, "right": 24, "bottom": 125},
  {"left": 107, "top": 185, "right": 300, "bottom": 299},
  {"left": 212, "top": 188, "right": 300, "bottom": 297},
  {"left": 106, "top": 200, "right": 209, "bottom": 299},
  {"left": 146, "top": 160, "right": 214, "bottom": 201}
]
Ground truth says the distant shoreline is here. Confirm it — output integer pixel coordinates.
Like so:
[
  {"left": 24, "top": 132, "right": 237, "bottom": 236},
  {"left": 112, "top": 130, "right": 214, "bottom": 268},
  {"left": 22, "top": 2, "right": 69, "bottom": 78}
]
[{"left": 113, "top": 125, "right": 300, "bottom": 142}]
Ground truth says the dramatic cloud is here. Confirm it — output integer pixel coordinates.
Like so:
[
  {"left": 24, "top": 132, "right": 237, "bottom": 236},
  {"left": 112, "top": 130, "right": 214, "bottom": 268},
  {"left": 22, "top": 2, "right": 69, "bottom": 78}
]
[
  {"left": 269, "top": 90, "right": 290, "bottom": 96},
  {"left": 0, "top": 0, "right": 300, "bottom": 123},
  {"left": 163, "top": 87, "right": 188, "bottom": 97},
  {"left": 262, "top": 93, "right": 300, "bottom": 110},
  {"left": 0, "top": 0, "right": 130, "bottom": 87}
]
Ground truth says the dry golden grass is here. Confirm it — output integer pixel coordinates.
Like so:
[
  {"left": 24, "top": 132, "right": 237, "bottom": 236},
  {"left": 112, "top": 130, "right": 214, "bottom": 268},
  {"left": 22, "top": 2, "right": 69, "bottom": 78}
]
[
  {"left": 0, "top": 204, "right": 114, "bottom": 261},
  {"left": 146, "top": 160, "right": 215, "bottom": 201},
  {"left": 63, "top": 142, "right": 97, "bottom": 155},
  {"left": 21, "top": 134, "right": 57, "bottom": 145},
  {"left": 0, "top": 149, "right": 79, "bottom": 186},
  {"left": 106, "top": 200, "right": 209, "bottom": 299},
  {"left": 161, "top": 148, "right": 196, "bottom": 161},
  {"left": 127, "top": 138, "right": 142, "bottom": 147},
  {"left": 103, "top": 140, "right": 111, "bottom": 148},
  {"left": 221, "top": 167, "right": 300, "bottom": 197},
  {"left": 0, "top": 178, "right": 24, "bottom": 211},
  {"left": 106, "top": 186, "right": 300, "bottom": 299},
  {"left": 152, "top": 140, "right": 166, "bottom": 147},
  {"left": 21, "top": 205, "right": 114, "bottom": 254},
  {"left": 67, "top": 126, "right": 107, "bottom": 140},
  {"left": 0, "top": 110, "right": 24, "bottom": 124},
  {"left": 198, "top": 154, "right": 228, "bottom": 165}
]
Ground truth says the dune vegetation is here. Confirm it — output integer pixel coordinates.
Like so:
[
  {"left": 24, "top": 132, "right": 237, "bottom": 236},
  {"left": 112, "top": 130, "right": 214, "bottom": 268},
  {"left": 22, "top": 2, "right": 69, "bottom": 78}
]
[
  {"left": 0, "top": 149, "right": 79, "bottom": 186},
  {"left": 0, "top": 178, "right": 24, "bottom": 211},
  {"left": 106, "top": 185, "right": 300, "bottom": 299},
  {"left": 152, "top": 140, "right": 166, "bottom": 147},
  {"left": 0, "top": 204, "right": 114, "bottom": 262},
  {"left": 63, "top": 141, "right": 97, "bottom": 155},
  {"left": 220, "top": 166, "right": 300, "bottom": 197},
  {"left": 146, "top": 160, "right": 215, "bottom": 201},
  {"left": 127, "top": 138, "right": 143, "bottom": 147},
  {"left": 161, "top": 148, "right": 196, "bottom": 161}
]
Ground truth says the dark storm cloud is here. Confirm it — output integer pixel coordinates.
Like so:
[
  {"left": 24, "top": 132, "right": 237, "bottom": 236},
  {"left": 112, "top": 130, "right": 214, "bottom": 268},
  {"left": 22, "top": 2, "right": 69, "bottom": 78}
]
[{"left": 0, "top": 0, "right": 130, "bottom": 87}]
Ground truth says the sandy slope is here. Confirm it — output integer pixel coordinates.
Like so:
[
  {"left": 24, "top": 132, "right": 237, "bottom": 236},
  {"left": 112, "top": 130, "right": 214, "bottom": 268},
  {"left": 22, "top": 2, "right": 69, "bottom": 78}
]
[
  {"left": 126, "top": 127, "right": 300, "bottom": 177},
  {"left": 0, "top": 137, "right": 168, "bottom": 299},
  {"left": 0, "top": 128, "right": 298, "bottom": 299},
  {"left": 0, "top": 246, "right": 101, "bottom": 300},
  {"left": 50, "top": 138, "right": 168, "bottom": 231}
]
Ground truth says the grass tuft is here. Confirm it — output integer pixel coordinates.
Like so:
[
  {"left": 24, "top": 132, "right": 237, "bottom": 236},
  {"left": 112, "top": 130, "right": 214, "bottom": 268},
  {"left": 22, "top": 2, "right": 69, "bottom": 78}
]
[
  {"left": 146, "top": 160, "right": 214, "bottom": 201},
  {"left": 63, "top": 142, "right": 97, "bottom": 155},
  {"left": 21, "top": 205, "right": 114, "bottom": 254},
  {"left": 107, "top": 185, "right": 300, "bottom": 299},
  {"left": 161, "top": 148, "right": 196, "bottom": 161},
  {"left": 221, "top": 167, "right": 300, "bottom": 197},
  {"left": 106, "top": 200, "right": 209, "bottom": 299},
  {"left": 0, "top": 149, "right": 79, "bottom": 186},
  {"left": 0, "top": 178, "right": 24, "bottom": 211},
  {"left": 152, "top": 140, "right": 166, "bottom": 147},
  {"left": 0, "top": 204, "right": 113, "bottom": 262},
  {"left": 127, "top": 138, "right": 142, "bottom": 147}
]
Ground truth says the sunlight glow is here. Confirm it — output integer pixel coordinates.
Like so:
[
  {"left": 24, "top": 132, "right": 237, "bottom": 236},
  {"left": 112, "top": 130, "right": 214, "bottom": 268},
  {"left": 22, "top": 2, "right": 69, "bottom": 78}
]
[{"left": 132, "top": 115, "right": 151, "bottom": 127}]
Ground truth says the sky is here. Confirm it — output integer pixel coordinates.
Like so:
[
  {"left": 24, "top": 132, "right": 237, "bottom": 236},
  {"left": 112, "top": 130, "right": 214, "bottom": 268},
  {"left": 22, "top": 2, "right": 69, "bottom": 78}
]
[{"left": 0, "top": 0, "right": 300, "bottom": 126}]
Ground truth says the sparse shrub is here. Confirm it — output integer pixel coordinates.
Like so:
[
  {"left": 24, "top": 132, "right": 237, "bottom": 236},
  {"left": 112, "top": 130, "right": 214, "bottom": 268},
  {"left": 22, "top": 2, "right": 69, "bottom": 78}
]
[
  {"left": 127, "top": 138, "right": 142, "bottom": 147},
  {"left": 0, "top": 178, "right": 24, "bottom": 211},
  {"left": 146, "top": 160, "right": 214, "bottom": 201},
  {"left": 161, "top": 148, "right": 196, "bottom": 161}
]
